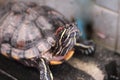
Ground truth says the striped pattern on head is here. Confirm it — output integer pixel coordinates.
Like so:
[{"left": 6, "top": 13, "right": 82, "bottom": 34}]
[{"left": 52, "top": 23, "right": 80, "bottom": 56}]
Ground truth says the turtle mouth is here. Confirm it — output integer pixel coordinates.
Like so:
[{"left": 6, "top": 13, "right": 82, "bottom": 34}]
[
  {"left": 41, "top": 48, "right": 74, "bottom": 65},
  {"left": 50, "top": 49, "right": 74, "bottom": 65}
]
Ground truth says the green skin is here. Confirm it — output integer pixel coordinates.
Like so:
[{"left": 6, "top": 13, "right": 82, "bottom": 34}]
[{"left": 0, "top": 2, "right": 95, "bottom": 80}]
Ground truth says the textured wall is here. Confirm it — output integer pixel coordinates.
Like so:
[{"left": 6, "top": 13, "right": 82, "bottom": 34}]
[
  {"left": 18, "top": 0, "right": 81, "bottom": 20},
  {"left": 93, "top": 0, "right": 120, "bottom": 53},
  {"left": 17, "top": 0, "right": 93, "bottom": 20}
]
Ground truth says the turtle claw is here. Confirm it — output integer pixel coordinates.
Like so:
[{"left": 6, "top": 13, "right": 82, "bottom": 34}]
[
  {"left": 84, "top": 46, "right": 95, "bottom": 55},
  {"left": 82, "top": 41, "right": 95, "bottom": 55},
  {"left": 75, "top": 40, "right": 95, "bottom": 55}
]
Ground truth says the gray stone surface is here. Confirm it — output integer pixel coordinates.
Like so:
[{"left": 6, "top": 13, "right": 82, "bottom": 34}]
[
  {"left": 95, "top": 0, "right": 119, "bottom": 12},
  {"left": 18, "top": 0, "right": 45, "bottom": 5},
  {"left": 93, "top": 0, "right": 120, "bottom": 54},
  {"left": 44, "top": 0, "right": 82, "bottom": 20},
  {"left": 116, "top": 21, "right": 120, "bottom": 53},
  {"left": 93, "top": 5, "right": 118, "bottom": 50},
  {"left": 16, "top": 0, "right": 83, "bottom": 20},
  {"left": 17, "top": 0, "right": 93, "bottom": 20},
  {"left": 117, "top": 40, "right": 120, "bottom": 53}
]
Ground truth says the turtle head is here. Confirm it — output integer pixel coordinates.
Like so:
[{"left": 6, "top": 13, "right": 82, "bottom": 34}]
[{"left": 52, "top": 23, "right": 80, "bottom": 56}]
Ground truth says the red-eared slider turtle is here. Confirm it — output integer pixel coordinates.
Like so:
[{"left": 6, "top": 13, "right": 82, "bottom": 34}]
[{"left": 0, "top": 2, "right": 95, "bottom": 80}]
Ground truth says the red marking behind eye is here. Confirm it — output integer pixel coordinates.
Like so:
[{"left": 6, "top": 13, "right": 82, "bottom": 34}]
[{"left": 54, "top": 27, "right": 64, "bottom": 36}]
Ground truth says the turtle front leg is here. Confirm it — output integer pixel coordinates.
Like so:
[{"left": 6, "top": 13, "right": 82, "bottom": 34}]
[
  {"left": 38, "top": 58, "right": 53, "bottom": 80},
  {"left": 75, "top": 40, "right": 95, "bottom": 55}
]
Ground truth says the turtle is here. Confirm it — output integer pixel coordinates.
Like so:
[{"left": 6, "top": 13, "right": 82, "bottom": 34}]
[{"left": 0, "top": 2, "right": 95, "bottom": 80}]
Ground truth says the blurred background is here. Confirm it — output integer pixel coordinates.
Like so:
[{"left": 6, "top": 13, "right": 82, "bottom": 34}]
[{"left": 0, "top": 0, "right": 120, "bottom": 80}]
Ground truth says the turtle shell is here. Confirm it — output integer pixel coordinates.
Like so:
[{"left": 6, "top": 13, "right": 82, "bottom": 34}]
[{"left": 0, "top": 2, "right": 69, "bottom": 61}]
